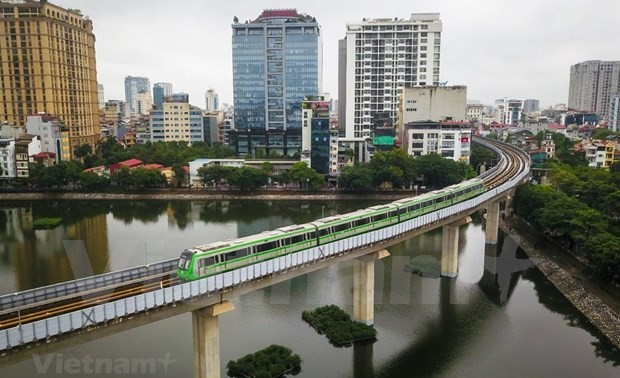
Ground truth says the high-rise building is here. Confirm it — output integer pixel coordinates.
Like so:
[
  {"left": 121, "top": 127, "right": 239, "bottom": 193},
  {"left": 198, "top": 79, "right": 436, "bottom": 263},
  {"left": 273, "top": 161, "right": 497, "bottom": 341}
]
[
  {"left": 124, "top": 76, "right": 151, "bottom": 115},
  {"left": 153, "top": 82, "right": 173, "bottom": 110},
  {"left": 568, "top": 60, "right": 620, "bottom": 118},
  {"left": 98, "top": 84, "right": 105, "bottom": 109},
  {"left": 343, "top": 13, "right": 442, "bottom": 141},
  {"left": 301, "top": 96, "right": 335, "bottom": 175},
  {"left": 135, "top": 91, "right": 153, "bottom": 115},
  {"left": 149, "top": 93, "right": 204, "bottom": 143},
  {"left": 522, "top": 99, "right": 540, "bottom": 114},
  {"left": 609, "top": 94, "right": 620, "bottom": 132},
  {"left": 205, "top": 89, "right": 219, "bottom": 111},
  {"left": 231, "top": 9, "right": 322, "bottom": 156},
  {"left": 0, "top": 0, "right": 100, "bottom": 157}
]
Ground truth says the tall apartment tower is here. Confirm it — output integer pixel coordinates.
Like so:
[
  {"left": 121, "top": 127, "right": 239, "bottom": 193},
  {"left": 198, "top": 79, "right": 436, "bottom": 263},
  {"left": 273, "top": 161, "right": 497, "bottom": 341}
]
[
  {"left": 342, "top": 13, "right": 442, "bottom": 140},
  {"left": 153, "top": 82, "right": 173, "bottom": 110},
  {"left": 568, "top": 60, "right": 620, "bottom": 118},
  {"left": 124, "top": 76, "right": 151, "bottom": 115},
  {"left": 231, "top": 9, "right": 322, "bottom": 156},
  {"left": 0, "top": 0, "right": 100, "bottom": 156},
  {"left": 97, "top": 84, "right": 105, "bottom": 109},
  {"left": 205, "top": 89, "right": 219, "bottom": 111}
]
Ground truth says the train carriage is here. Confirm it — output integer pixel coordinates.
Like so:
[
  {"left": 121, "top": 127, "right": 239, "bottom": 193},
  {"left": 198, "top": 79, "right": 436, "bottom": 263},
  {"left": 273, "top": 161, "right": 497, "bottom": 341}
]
[
  {"left": 310, "top": 204, "right": 399, "bottom": 245},
  {"left": 178, "top": 178, "right": 489, "bottom": 282},
  {"left": 178, "top": 224, "right": 318, "bottom": 281}
]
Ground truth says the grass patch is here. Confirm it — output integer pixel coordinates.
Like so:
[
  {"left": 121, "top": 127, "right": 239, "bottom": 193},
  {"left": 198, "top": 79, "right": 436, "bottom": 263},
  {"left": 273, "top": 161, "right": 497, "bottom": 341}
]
[
  {"left": 226, "top": 344, "right": 301, "bottom": 378},
  {"left": 32, "top": 217, "right": 63, "bottom": 230},
  {"left": 406, "top": 255, "right": 441, "bottom": 278},
  {"left": 302, "top": 305, "right": 377, "bottom": 347}
]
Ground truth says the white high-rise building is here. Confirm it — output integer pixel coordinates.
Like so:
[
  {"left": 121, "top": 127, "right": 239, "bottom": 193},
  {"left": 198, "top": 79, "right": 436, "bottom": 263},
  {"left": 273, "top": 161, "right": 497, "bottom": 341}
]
[
  {"left": 205, "top": 89, "right": 219, "bottom": 112},
  {"left": 97, "top": 84, "right": 105, "bottom": 109},
  {"left": 569, "top": 60, "right": 620, "bottom": 117},
  {"left": 342, "top": 13, "right": 442, "bottom": 140}
]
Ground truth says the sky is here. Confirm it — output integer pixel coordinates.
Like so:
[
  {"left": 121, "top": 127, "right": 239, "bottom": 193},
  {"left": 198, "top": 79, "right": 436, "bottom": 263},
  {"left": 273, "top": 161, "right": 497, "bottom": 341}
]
[{"left": 53, "top": 0, "right": 620, "bottom": 109}]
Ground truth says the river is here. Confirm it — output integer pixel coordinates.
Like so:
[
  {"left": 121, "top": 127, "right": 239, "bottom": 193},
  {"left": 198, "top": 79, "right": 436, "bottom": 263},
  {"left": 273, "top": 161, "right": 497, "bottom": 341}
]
[{"left": 0, "top": 200, "right": 618, "bottom": 377}]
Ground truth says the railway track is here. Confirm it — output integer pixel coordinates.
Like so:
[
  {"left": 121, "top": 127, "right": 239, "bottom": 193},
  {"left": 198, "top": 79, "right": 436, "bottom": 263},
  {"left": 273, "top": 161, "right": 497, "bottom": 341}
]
[
  {"left": 0, "top": 274, "right": 178, "bottom": 331},
  {"left": 0, "top": 138, "right": 529, "bottom": 331}
]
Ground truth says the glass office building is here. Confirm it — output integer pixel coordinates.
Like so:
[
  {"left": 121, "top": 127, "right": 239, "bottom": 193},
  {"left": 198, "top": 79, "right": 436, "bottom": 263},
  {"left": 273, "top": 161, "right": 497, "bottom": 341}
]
[{"left": 232, "top": 9, "right": 322, "bottom": 145}]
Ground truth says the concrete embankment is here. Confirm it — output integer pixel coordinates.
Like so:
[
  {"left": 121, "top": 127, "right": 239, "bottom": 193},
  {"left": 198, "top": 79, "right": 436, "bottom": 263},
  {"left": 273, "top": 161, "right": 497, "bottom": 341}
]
[
  {"left": 0, "top": 190, "right": 412, "bottom": 202},
  {"left": 500, "top": 220, "right": 620, "bottom": 348}
]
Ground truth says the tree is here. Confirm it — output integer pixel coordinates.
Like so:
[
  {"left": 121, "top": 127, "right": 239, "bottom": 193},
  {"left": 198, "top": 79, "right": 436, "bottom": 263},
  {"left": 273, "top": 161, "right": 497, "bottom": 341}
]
[
  {"left": 584, "top": 233, "right": 620, "bottom": 285},
  {"left": 287, "top": 162, "right": 324, "bottom": 190},
  {"left": 337, "top": 164, "right": 373, "bottom": 191},
  {"left": 227, "top": 167, "right": 269, "bottom": 190},
  {"left": 470, "top": 146, "right": 496, "bottom": 172},
  {"left": 171, "top": 163, "right": 187, "bottom": 187},
  {"left": 79, "top": 172, "right": 110, "bottom": 191},
  {"left": 73, "top": 143, "right": 92, "bottom": 159},
  {"left": 110, "top": 167, "right": 133, "bottom": 189},
  {"left": 197, "top": 164, "right": 234, "bottom": 187},
  {"left": 131, "top": 167, "right": 167, "bottom": 188},
  {"left": 368, "top": 149, "right": 417, "bottom": 188}
]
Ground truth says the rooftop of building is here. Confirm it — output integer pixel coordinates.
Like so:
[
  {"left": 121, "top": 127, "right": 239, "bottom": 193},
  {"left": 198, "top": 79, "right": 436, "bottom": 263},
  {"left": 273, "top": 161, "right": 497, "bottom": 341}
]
[{"left": 240, "top": 9, "right": 316, "bottom": 24}]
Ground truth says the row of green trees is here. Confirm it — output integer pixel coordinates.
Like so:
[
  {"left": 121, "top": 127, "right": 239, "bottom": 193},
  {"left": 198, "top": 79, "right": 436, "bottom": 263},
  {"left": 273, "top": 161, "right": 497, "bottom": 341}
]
[
  {"left": 29, "top": 160, "right": 169, "bottom": 190},
  {"left": 226, "top": 345, "right": 301, "bottom": 378},
  {"left": 197, "top": 161, "right": 325, "bottom": 191},
  {"left": 337, "top": 149, "right": 476, "bottom": 191},
  {"left": 514, "top": 133, "right": 620, "bottom": 286},
  {"left": 77, "top": 137, "right": 236, "bottom": 169}
]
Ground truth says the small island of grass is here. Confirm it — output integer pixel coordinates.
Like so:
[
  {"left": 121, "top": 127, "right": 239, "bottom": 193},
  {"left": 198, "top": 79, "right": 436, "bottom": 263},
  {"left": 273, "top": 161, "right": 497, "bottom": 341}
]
[
  {"left": 302, "top": 305, "right": 377, "bottom": 347},
  {"left": 226, "top": 344, "right": 301, "bottom": 378},
  {"left": 32, "top": 217, "right": 63, "bottom": 230}
]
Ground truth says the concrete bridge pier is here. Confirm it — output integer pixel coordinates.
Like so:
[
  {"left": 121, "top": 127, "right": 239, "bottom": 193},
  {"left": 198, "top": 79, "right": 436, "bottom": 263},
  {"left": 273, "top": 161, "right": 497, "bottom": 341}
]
[
  {"left": 485, "top": 201, "right": 501, "bottom": 244},
  {"left": 192, "top": 301, "right": 235, "bottom": 378},
  {"left": 441, "top": 217, "right": 472, "bottom": 277},
  {"left": 353, "top": 249, "right": 390, "bottom": 325}
]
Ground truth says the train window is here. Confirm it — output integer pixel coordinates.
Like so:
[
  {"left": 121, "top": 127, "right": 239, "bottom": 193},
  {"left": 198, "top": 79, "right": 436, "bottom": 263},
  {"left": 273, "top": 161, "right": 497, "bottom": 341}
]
[
  {"left": 319, "top": 228, "right": 330, "bottom": 237},
  {"left": 373, "top": 213, "right": 387, "bottom": 222},
  {"left": 256, "top": 241, "right": 278, "bottom": 253},
  {"left": 291, "top": 235, "right": 304, "bottom": 244},
  {"left": 335, "top": 223, "right": 349, "bottom": 232},
  {"left": 398, "top": 208, "right": 407, "bottom": 215},
  {"left": 309, "top": 231, "right": 317, "bottom": 240},
  {"left": 389, "top": 210, "right": 398, "bottom": 218},
  {"left": 231, "top": 248, "right": 249, "bottom": 258},
  {"left": 203, "top": 257, "right": 215, "bottom": 266}
]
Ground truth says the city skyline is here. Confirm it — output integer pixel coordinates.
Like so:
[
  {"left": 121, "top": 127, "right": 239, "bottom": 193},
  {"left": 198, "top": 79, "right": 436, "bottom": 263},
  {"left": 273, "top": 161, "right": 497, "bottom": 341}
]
[{"left": 51, "top": 0, "right": 620, "bottom": 108}]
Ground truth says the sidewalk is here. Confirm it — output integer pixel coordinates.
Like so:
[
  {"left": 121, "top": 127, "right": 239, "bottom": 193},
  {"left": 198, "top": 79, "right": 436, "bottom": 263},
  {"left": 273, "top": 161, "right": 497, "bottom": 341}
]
[{"left": 499, "top": 216, "right": 620, "bottom": 348}]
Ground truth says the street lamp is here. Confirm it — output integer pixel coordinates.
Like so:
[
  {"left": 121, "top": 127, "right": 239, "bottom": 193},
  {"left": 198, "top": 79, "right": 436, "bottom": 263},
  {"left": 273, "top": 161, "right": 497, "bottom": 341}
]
[{"left": 322, "top": 205, "right": 326, "bottom": 218}]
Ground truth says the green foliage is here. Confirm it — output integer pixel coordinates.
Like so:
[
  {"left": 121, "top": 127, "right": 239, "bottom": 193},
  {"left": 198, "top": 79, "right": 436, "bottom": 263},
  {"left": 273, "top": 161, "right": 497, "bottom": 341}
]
[
  {"left": 337, "top": 164, "right": 374, "bottom": 191},
  {"left": 302, "top": 305, "right": 377, "bottom": 346},
  {"left": 287, "top": 162, "right": 324, "bottom": 190},
  {"left": 584, "top": 233, "right": 620, "bottom": 286},
  {"left": 226, "top": 345, "right": 301, "bottom": 378},
  {"left": 73, "top": 143, "right": 92, "bottom": 159},
  {"left": 470, "top": 146, "right": 496, "bottom": 171},
  {"left": 197, "top": 164, "right": 234, "bottom": 187},
  {"left": 591, "top": 128, "right": 618, "bottom": 140},
  {"left": 414, "top": 153, "right": 468, "bottom": 189},
  {"left": 109, "top": 167, "right": 166, "bottom": 189},
  {"left": 228, "top": 167, "right": 270, "bottom": 191},
  {"left": 515, "top": 169, "right": 620, "bottom": 284},
  {"left": 32, "top": 217, "right": 63, "bottom": 229},
  {"left": 97, "top": 138, "right": 235, "bottom": 167},
  {"left": 34, "top": 161, "right": 83, "bottom": 188},
  {"left": 79, "top": 172, "right": 110, "bottom": 191},
  {"left": 368, "top": 149, "right": 417, "bottom": 188}
]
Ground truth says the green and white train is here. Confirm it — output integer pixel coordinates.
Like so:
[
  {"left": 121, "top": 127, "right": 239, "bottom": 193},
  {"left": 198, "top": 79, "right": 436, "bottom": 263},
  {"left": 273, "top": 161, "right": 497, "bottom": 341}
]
[{"left": 177, "top": 179, "right": 485, "bottom": 281}]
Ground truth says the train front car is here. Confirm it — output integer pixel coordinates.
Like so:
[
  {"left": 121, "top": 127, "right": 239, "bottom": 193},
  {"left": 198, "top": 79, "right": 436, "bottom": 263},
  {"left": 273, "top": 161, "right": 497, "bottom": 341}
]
[{"left": 177, "top": 249, "right": 195, "bottom": 280}]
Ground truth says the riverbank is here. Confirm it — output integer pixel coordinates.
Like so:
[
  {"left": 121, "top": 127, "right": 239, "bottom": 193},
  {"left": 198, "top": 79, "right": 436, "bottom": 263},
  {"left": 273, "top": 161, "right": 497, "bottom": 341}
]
[
  {"left": 500, "top": 217, "right": 620, "bottom": 348},
  {"left": 0, "top": 190, "right": 414, "bottom": 202}
]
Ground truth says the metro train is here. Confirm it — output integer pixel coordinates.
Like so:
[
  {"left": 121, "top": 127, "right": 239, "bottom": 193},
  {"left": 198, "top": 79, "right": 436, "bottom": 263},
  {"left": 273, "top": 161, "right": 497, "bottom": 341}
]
[{"left": 177, "top": 178, "right": 485, "bottom": 281}]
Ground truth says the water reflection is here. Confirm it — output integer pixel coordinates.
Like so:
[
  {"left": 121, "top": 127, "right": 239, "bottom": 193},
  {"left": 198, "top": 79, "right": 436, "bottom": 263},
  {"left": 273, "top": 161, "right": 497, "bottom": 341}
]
[
  {"left": 522, "top": 268, "right": 620, "bottom": 366},
  {"left": 0, "top": 206, "right": 109, "bottom": 292}
]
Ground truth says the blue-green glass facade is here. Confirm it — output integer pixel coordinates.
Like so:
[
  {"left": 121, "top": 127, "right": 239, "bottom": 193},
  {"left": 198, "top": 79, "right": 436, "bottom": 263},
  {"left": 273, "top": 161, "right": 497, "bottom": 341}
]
[{"left": 232, "top": 10, "right": 322, "bottom": 133}]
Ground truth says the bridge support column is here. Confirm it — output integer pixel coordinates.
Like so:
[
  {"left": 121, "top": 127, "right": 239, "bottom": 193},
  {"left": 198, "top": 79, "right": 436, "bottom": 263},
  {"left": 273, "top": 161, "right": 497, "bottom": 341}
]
[
  {"left": 485, "top": 201, "right": 500, "bottom": 245},
  {"left": 192, "top": 301, "right": 235, "bottom": 378},
  {"left": 353, "top": 249, "right": 389, "bottom": 326},
  {"left": 441, "top": 217, "right": 471, "bottom": 277}
]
